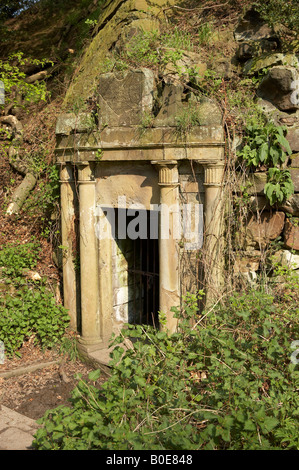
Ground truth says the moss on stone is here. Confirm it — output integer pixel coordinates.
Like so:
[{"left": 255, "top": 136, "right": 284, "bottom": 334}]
[{"left": 64, "top": 0, "right": 177, "bottom": 109}]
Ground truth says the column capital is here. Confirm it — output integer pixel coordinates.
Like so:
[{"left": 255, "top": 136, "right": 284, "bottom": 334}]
[
  {"left": 77, "top": 161, "right": 96, "bottom": 183},
  {"left": 201, "top": 161, "right": 225, "bottom": 187},
  {"left": 151, "top": 160, "right": 179, "bottom": 187},
  {"left": 59, "top": 162, "right": 74, "bottom": 183}
]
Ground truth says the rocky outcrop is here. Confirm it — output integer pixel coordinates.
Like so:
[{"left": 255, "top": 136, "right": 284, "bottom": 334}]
[
  {"left": 257, "top": 66, "right": 299, "bottom": 112},
  {"left": 284, "top": 217, "right": 299, "bottom": 250},
  {"left": 247, "top": 211, "right": 285, "bottom": 247},
  {"left": 64, "top": 0, "right": 177, "bottom": 108}
]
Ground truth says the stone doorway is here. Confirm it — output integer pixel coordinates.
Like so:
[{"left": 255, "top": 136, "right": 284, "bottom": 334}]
[{"left": 56, "top": 68, "right": 226, "bottom": 363}]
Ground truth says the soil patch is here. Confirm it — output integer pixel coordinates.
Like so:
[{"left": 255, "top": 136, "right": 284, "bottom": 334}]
[{"left": 0, "top": 342, "right": 107, "bottom": 421}]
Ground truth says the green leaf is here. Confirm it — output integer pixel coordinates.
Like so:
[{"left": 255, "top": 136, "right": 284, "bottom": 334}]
[
  {"left": 88, "top": 369, "right": 101, "bottom": 381},
  {"left": 259, "top": 142, "right": 268, "bottom": 162},
  {"left": 276, "top": 134, "right": 292, "bottom": 155},
  {"left": 262, "top": 417, "right": 280, "bottom": 433},
  {"left": 244, "top": 419, "right": 256, "bottom": 431}
]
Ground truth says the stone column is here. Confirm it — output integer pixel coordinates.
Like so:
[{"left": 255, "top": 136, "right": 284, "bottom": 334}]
[
  {"left": 77, "top": 162, "right": 101, "bottom": 353},
  {"left": 202, "top": 162, "right": 225, "bottom": 302},
  {"left": 152, "top": 161, "right": 180, "bottom": 333},
  {"left": 59, "top": 163, "right": 78, "bottom": 330},
  {"left": 97, "top": 201, "right": 113, "bottom": 347}
]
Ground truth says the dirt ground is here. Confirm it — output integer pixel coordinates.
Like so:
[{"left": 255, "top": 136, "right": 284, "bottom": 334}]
[{"left": 0, "top": 341, "right": 107, "bottom": 421}]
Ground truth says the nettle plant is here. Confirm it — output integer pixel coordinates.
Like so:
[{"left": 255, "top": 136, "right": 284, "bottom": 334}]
[
  {"left": 239, "top": 122, "right": 292, "bottom": 168},
  {"left": 238, "top": 122, "right": 294, "bottom": 205},
  {"left": 0, "top": 241, "right": 69, "bottom": 357},
  {"left": 32, "top": 290, "right": 299, "bottom": 450},
  {"left": 264, "top": 168, "right": 294, "bottom": 205}
]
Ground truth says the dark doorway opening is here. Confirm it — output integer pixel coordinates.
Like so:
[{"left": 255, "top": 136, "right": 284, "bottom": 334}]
[{"left": 115, "top": 209, "right": 160, "bottom": 327}]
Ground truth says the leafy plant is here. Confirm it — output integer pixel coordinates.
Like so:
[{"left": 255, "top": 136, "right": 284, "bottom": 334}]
[
  {"left": 0, "top": 240, "right": 70, "bottom": 357},
  {"left": 162, "top": 27, "right": 194, "bottom": 52},
  {"left": 197, "top": 22, "right": 213, "bottom": 45},
  {"left": 23, "top": 164, "right": 60, "bottom": 223},
  {"left": 123, "top": 27, "right": 194, "bottom": 70},
  {"left": 199, "top": 69, "right": 223, "bottom": 96},
  {"left": 253, "top": 0, "right": 299, "bottom": 34},
  {"left": 264, "top": 168, "right": 294, "bottom": 205},
  {"left": 0, "top": 285, "right": 70, "bottom": 357},
  {"left": 0, "top": 52, "right": 50, "bottom": 111},
  {"left": 0, "top": 240, "right": 41, "bottom": 277},
  {"left": 139, "top": 110, "right": 155, "bottom": 132},
  {"left": 238, "top": 123, "right": 292, "bottom": 168},
  {"left": 175, "top": 101, "right": 201, "bottom": 136}
]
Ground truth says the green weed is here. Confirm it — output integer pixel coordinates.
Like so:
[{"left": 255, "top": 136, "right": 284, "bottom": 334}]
[{"left": 32, "top": 289, "right": 298, "bottom": 450}]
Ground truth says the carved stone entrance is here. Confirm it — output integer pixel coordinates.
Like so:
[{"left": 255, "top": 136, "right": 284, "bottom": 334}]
[
  {"left": 113, "top": 209, "right": 160, "bottom": 327},
  {"left": 56, "top": 69, "right": 225, "bottom": 364}
]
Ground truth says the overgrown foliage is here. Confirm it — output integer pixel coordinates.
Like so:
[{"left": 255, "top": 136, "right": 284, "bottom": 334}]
[
  {"left": 0, "top": 52, "right": 49, "bottom": 111},
  {"left": 237, "top": 123, "right": 294, "bottom": 205},
  {"left": 101, "top": 27, "right": 196, "bottom": 73},
  {"left": 253, "top": 0, "right": 299, "bottom": 34},
  {"left": 0, "top": 0, "right": 38, "bottom": 21},
  {"left": 32, "top": 283, "right": 298, "bottom": 450},
  {"left": 264, "top": 168, "right": 294, "bottom": 206},
  {"left": 239, "top": 123, "right": 292, "bottom": 169}
]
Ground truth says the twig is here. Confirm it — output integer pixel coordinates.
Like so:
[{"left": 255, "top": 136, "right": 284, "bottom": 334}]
[
  {"left": 143, "top": 410, "right": 198, "bottom": 435},
  {"left": 133, "top": 404, "right": 167, "bottom": 432},
  {"left": 191, "top": 290, "right": 233, "bottom": 329},
  {"left": 144, "top": 408, "right": 220, "bottom": 435},
  {"left": 212, "top": 356, "right": 238, "bottom": 375}
]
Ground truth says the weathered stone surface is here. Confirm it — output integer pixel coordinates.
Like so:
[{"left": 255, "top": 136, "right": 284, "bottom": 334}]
[
  {"left": 280, "top": 116, "right": 299, "bottom": 127},
  {"left": 247, "top": 172, "right": 267, "bottom": 195},
  {"left": 284, "top": 217, "right": 299, "bottom": 250},
  {"left": 197, "top": 97, "right": 223, "bottom": 126},
  {"left": 290, "top": 168, "right": 299, "bottom": 191},
  {"left": 290, "top": 153, "right": 299, "bottom": 167},
  {"left": 160, "top": 49, "right": 207, "bottom": 85},
  {"left": 64, "top": 0, "right": 177, "bottom": 107},
  {"left": 250, "top": 194, "right": 299, "bottom": 216},
  {"left": 193, "top": 97, "right": 223, "bottom": 127},
  {"left": 236, "top": 39, "right": 279, "bottom": 62},
  {"left": 257, "top": 66, "right": 299, "bottom": 111},
  {"left": 274, "top": 249, "right": 299, "bottom": 270},
  {"left": 247, "top": 211, "right": 285, "bottom": 246},
  {"left": 210, "top": 57, "right": 232, "bottom": 78},
  {"left": 234, "top": 251, "right": 260, "bottom": 273},
  {"left": 234, "top": 8, "right": 276, "bottom": 42},
  {"left": 243, "top": 53, "right": 298, "bottom": 75},
  {"left": 249, "top": 195, "right": 270, "bottom": 212},
  {"left": 286, "top": 128, "right": 299, "bottom": 153},
  {"left": 154, "top": 88, "right": 222, "bottom": 128},
  {"left": 55, "top": 112, "right": 95, "bottom": 135},
  {"left": 278, "top": 194, "right": 299, "bottom": 216},
  {"left": 97, "top": 68, "right": 155, "bottom": 127},
  {"left": 154, "top": 83, "right": 185, "bottom": 127}
]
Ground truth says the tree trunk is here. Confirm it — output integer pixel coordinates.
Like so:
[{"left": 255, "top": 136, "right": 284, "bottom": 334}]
[{"left": 6, "top": 173, "right": 37, "bottom": 216}]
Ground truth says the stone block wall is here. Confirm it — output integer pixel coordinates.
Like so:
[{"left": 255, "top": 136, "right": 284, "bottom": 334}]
[
  {"left": 112, "top": 237, "right": 141, "bottom": 329},
  {"left": 233, "top": 8, "right": 299, "bottom": 280}
]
